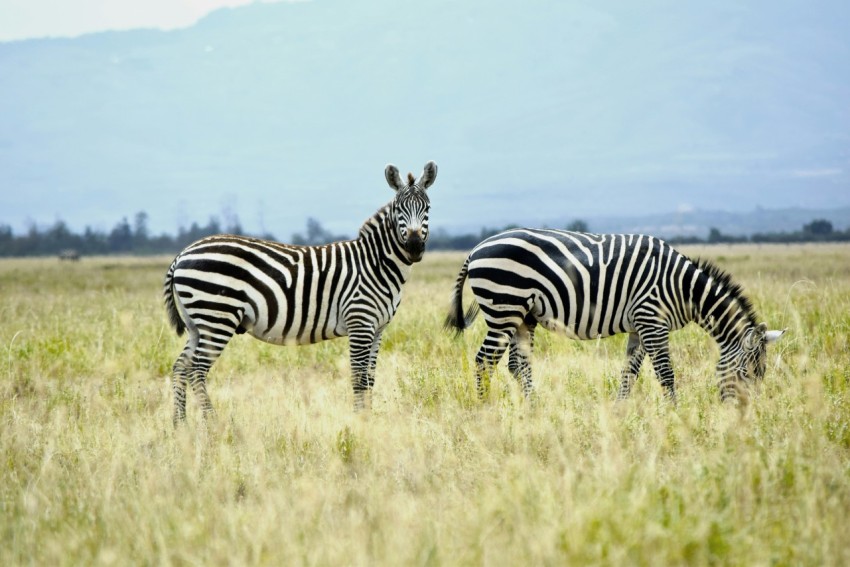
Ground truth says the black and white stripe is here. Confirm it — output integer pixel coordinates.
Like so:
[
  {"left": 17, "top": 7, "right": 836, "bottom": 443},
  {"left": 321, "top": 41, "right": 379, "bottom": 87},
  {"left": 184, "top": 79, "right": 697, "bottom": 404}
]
[
  {"left": 446, "top": 229, "right": 784, "bottom": 402},
  {"left": 164, "top": 161, "right": 437, "bottom": 424}
]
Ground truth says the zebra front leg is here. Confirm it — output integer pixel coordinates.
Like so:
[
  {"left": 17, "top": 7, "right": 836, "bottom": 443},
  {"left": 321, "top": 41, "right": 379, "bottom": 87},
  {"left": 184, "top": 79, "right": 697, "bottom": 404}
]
[
  {"left": 361, "top": 329, "right": 384, "bottom": 410},
  {"left": 507, "top": 323, "right": 536, "bottom": 397},
  {"left": 634, "top": 321, "right": 676, "bottom": 402},
  {"left": 348, "top": 327, "right": 377, "bottom": 410},
  {"left": 642, "top": 333, "right": 677, "bottom": 403},
  {"left": 617, "top": 332, "right": 646, "bottom": 400},
  {"left": 474, "top": 328, "right": 513, "bottom": 400}
]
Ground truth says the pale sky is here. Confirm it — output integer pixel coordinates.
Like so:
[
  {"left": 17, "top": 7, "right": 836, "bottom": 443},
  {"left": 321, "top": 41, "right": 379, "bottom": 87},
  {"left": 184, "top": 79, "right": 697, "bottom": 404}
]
[{"left": 0, "top": 0, "right": 288, "bottom": 41}]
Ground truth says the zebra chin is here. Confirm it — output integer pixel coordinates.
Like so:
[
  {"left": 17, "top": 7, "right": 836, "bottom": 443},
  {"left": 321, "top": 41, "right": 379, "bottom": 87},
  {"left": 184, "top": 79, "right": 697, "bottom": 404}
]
[{"left": 405, "top": 242, "right": 426, "bottom": 263}]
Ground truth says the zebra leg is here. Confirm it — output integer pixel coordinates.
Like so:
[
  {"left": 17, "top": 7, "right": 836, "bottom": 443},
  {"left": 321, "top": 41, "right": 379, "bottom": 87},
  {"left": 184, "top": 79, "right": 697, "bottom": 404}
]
[
  {"left": 617, "top": 332, "right": 646, "bottom": 400},
  {"left": 171, "top": 339, "right": 197, "bottom": 426},
  {"left": 361, "top": 329, "right": 383, "bottom": 410},
  {"left": 367, "top": 330, "right": 383, "bottom": 388},
  {"left": 348, "top": 326, "right": 377, "bottom": 410},
  {"left": 639, "top": 326, "right": 677, "bottom": 403},
  {"left": 171, "top": 322, "right": 203, "bottom": 426},
  {"left": 188, "top": 361, "right": 215, "bottom": 419},
  {"left": 474, "top": 328, "right": 513, "bottom": 399},
  {"left": 187, "top": 326, "right": 236, "bottom": 420},
  {"left": 507, "top": 323, "right": 536, "bottom": 397}
]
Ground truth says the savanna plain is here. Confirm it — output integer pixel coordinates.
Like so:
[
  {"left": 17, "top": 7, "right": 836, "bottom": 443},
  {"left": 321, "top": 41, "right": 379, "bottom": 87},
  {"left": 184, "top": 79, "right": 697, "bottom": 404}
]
[{"left": 2, "top": 244, "right": 849, "bottom": 566}]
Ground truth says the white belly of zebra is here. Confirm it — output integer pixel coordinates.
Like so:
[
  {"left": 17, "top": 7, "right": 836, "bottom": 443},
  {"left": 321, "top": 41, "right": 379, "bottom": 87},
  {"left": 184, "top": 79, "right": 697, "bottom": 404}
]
[
  {"left": 247, "top": 297, "right": 348, "bottom": 346},
  {"left": 529, "top": 293, "right": 635, "bottom": 340}
]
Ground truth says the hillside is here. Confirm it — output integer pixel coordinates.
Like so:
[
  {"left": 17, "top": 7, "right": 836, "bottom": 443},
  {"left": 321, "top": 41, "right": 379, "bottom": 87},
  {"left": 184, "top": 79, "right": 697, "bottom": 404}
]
[{"left": 1, "top": 0, "right": 848, "bottom": 235}]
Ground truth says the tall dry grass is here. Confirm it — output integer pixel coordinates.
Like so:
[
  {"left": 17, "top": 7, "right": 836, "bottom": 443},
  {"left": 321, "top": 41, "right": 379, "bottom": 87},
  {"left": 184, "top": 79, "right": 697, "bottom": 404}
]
[{"left": 1, "top": 244, "right": 848, "bottom": 565}]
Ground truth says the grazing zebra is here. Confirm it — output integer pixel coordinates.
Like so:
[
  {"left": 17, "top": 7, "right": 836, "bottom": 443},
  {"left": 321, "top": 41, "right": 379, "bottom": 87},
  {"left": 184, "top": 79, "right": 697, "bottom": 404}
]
[
  {"left": 445, "top": 229, "right": 784, "bottom": 402},
  {"left": 163, "top": 161, "right": 437, "bottom": 424}
]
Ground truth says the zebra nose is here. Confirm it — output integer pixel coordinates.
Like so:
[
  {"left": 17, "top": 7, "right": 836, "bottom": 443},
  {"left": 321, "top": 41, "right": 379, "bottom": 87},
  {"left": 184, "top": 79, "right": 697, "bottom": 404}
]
[{"left": 406, "top": 233, "right": 425, "bottom": 259}]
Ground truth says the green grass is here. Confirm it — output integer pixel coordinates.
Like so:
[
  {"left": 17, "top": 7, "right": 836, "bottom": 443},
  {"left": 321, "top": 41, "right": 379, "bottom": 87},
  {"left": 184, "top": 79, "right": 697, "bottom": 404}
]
[{"left": 1, "top": 245, "right": 849, "bottom": 565}]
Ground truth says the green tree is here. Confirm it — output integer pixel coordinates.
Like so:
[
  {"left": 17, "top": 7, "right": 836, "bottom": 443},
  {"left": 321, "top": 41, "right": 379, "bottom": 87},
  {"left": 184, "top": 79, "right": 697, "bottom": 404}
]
[
  {"left": 566, "top": 219, "right": 589, "bottom": 232},
  {"left": 803, "top": 219, "right": 833, "bottom": 236},
  {"left": 108, "top": 218, "right": 133, "bottom": 253}
]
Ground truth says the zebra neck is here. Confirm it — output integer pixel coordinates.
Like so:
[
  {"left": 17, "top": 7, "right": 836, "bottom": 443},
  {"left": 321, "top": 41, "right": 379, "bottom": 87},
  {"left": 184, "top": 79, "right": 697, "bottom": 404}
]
[
  {"left": 693, "top": 270, "right": 751, "bottom": 348},
  {"left": 355, "top": 205, "right": 413, "bottom": 284}
]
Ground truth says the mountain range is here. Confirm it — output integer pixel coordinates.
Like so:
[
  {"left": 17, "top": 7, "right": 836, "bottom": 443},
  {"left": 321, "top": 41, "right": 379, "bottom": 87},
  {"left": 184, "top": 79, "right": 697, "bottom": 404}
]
[{"left": 1, "top": 0, "right": 848, "bottom": 237}]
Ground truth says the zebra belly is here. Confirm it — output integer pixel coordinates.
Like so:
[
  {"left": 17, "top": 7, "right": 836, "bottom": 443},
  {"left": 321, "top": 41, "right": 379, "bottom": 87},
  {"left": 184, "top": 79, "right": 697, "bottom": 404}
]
[
  {"left": 530, "top": 292, "right": 635, "bottom": 340},
  {"left": 248, "top": 309, "right": 347, "bottom": 346},
  {"left": 533, "top": 309, "right": 630, "bottom": 340}
]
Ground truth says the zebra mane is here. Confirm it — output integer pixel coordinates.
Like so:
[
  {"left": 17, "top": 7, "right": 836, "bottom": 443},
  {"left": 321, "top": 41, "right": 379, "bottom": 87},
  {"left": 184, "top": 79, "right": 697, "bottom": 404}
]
[
  {"left": 407, "top": 172, "right": 415, "bottom": 185},
  {"left": 693, "top": 257, "right": 759, "bottom": 326},
  {"left": 358, "top": 202, "right": 393, "bottom": 239}
]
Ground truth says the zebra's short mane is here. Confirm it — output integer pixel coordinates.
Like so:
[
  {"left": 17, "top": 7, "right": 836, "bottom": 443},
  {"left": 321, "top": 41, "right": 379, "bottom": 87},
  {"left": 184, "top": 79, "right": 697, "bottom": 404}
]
[
  {"left": 693, "top": 257, "right": 758, "bottom": 326},
  {"left": 407, "top": 172, "right": 416, "bottom": 185},
  {"left": 358, "top": 202, "right": 393, "bottom": 239}
]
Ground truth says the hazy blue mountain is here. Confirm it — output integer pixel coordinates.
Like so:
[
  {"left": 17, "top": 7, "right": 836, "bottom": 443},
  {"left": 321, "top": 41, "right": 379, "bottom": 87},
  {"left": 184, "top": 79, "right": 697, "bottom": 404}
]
[{"left": 1, "top": 0, "right": 848, "bottom": 237}]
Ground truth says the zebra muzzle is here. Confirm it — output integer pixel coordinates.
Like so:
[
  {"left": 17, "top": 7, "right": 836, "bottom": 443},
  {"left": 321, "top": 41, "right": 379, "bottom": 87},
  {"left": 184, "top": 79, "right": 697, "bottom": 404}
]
[{"left": 406, "top": 235, "right": 426, "bottom": 262}]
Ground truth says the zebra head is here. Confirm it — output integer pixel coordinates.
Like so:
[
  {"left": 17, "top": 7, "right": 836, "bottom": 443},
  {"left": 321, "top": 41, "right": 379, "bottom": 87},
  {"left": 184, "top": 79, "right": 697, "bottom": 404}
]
[
  {"left": 384, "top": 161, "right": 438, "bottom": 263},
  {"left": 725, "top": 323, "right": 785, "bottom": 387}
]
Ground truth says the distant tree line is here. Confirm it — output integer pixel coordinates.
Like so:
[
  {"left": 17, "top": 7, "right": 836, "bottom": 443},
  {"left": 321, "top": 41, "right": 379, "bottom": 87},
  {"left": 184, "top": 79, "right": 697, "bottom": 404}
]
[
  {"left": 0, "top": 214, "right": 847, "bottom": 258},
  {"left": 290, "top": 218, "right": 349, "bottom": 246},
  {"left": 0, "top": 212, "right": 349, "bottom": 258},
  {"left": 0, "top": 212, "right": 254, "bottom": 258},
  {"left": 664, "top": 219, "right": 850, "bottom": 245}
]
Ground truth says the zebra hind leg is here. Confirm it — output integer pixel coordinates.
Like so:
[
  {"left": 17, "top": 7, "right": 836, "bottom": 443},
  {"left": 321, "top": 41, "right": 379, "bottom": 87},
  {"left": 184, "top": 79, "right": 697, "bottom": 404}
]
[
  {"left": 617, "top": 332, "right": 646, "bottom": 400},
  {"left": 171, "top": 321, "right": 204, "bottom": 427},
  {"left": 188, "top": 360, "right": 216, "bottom": 420},
  {"left": 186, "top": 326, "right": 236, "bottom": 421},
  {"left": 171, "top": 340, "right": 196, "bottom": 426},
  {"left": 507, "top": 323, "right": 536, "bottom": 397},
  {"left": 474, "top": 328, "right": 513, "bottom": 400}
]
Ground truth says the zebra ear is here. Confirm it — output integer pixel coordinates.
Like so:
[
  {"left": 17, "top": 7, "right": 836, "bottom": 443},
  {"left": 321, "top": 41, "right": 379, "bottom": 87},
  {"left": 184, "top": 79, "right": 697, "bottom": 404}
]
[
  {"left": 385, "top": 164, "right": 405, "bottom": 192},
  {"left": 749, "top": 323, "right": 785, "bottom": 347},
  {"left": 765, "top": 329, "right": 786, "bottom": 344},
  {"left": 416, "top": 161, "right": 438, "bottom": 190}
]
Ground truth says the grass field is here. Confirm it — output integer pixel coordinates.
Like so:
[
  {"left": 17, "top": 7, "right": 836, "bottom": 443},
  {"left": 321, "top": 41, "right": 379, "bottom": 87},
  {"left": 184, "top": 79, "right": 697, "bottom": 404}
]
[{"left": 1, "top": 244, "right": 849, "bottom": 565}]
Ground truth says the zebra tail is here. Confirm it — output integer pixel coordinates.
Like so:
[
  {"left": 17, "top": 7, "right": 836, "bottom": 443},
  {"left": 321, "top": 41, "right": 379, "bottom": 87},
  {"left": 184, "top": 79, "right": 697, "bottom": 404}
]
[
  {"left": 163, "top": 257, "right": 186, "bottom": 336},
  {"left": 444, "top": 256, "right": 480, "bottom": 336}
]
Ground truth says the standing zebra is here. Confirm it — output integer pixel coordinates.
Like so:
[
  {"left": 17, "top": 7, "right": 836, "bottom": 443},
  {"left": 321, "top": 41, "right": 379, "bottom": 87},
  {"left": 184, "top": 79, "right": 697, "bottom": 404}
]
[
  {"left": 446, "top": 229, "right": 784, "bottom": 402},
  {"left": 164, "top": 161, "right": 437, "bottom": 424}
]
